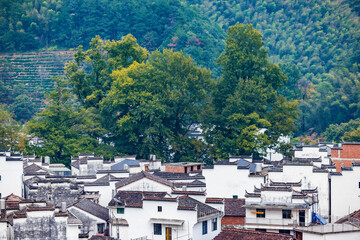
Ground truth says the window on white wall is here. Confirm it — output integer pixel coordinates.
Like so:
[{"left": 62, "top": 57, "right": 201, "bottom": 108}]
[
  {"left": 212, "top": 218, "right": 217, "bottom": 231},
  {"left": 282, "top": 209, "right": 291, "bottom": 219},
  {"left": 154, "top": 223, "right": 162, "bottom": 235},
  {"left": 202, "top": 221, "right": 208, "bottom": 235},
  {"left": 256, "top": 209, "right": 265, "bottom": 218},
  {"left": 158, "top": 206, "right": 162, "bottom": 212},
  {"left": 117, "top": 208, "right": 124, "bottom": 214},
  {"left": 97, "top": 223, "right": 105, "bottom": 234}
]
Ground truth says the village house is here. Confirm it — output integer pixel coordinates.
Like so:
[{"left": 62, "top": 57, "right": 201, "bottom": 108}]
[
  {"left": 24, "top": 175, "right": 83, "bottom": 206},
  {"left": 267, "top": 160, "right": 330, "bottom": 221},
  {"left": 1, "top": 194, "right": 79, "bottom": 240},
  {"left": 243, "top": 178, "right": 326, "bottom": 236},
  {"left": 202, "top": 156, "right": 265, "bottom": 199},
  {"left": 108, "top": 191, "right": 222, "bottom": 240},
  {"left": 0, "top": 152, "right": 23, "bottom": 198},
  {"left": 67, "top": 198, "right": 110, "bottom": 239}
]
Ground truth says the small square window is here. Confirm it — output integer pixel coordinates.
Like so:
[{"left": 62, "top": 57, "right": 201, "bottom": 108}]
[
  {"left": 202, "top": 221, "right": 208, "bottom": 235},
  {"left": 256, "top": 208, "right": 265, "bottom": 218},
  {"left": 358, "top": 182, "right": 360, "bottom": 188},
  {"left": 154, "top": 223, "right": 162, "bottom": 235},
  {"left": 117, "top": 208, "right": 124, "bottom": 214},
  {"left": 212, "top": 218, "right": 217, "bottom": 231},
  {"left": 158, "top": 206, "right": 162, "bottom": 212},
  {"left": 282, "top": 209, "right": 291, "bottom": 219},
  {"left": 232, "top": 195, "right": 238, "bottom": 199}
]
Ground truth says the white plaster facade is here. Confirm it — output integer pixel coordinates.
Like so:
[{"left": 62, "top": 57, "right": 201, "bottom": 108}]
[
  {"left": 268, "top": 164, "right": 330, "bottom": 220},
  {"left": 117, "top": 178, "right": 173, "bottom": 193},
  {"left": 109, "top": 198, "right": 221, "bottom": 240},
  {"left": 331, "top": 166, "right": 360, "bottom": 220},
  {"left": 0, "top": 154, "right": 23, "bottom": 198},
  {"left": 203, "top": 165, "right": 265, "bottom": 199}
]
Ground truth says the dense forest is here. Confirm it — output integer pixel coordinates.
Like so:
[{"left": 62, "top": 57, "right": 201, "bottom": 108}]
[{"left": 1, "top": 0, "right": 360, "bottom": 163}]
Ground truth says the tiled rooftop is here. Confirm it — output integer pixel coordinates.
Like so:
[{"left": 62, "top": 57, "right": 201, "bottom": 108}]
[
  {"left": 224, "top": 198, "right": 245, "bottom": 217},
  {"left": 214, "top": 228, "right": 295, "bottom": 240},
  {"left": 115, "top": 171, "right": 173, "bottom": 189}
]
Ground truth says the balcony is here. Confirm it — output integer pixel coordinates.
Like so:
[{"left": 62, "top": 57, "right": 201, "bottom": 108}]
[{"left": 246, "top": 217, "right": 299, "bottom": 227}]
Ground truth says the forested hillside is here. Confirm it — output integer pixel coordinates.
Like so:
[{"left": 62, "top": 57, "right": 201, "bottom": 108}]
[
  {"left": 1, "top": 0, "right": 360, "bottom": 142},
  {"left": 0, "top": 0, "right": 224, "bottom": 72},
  {"left": 194, "top": 0, "right": 360, "bottom": 136}
]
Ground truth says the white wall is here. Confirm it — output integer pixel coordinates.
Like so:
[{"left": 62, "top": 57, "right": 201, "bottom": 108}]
[
  {"left": 302, "top": 230, "right": 360, "bottom": 240},
  {"left": 203, "top": 165, "right": 265, "bottom": 198},
  {"left": 268, "top": 165, "right": 330, "bottom": 219},
  {"left": 110, "top": 200, "right": 198, "bottom": 240},
  {"left": 117, "top": 178, "right": 173, "bottom": 193},
  {"left": 67, "top": 224, "right": 80, "bottom": 240},
  {"left": 331, "top": 167, "right": 360, "bottom": 220},
  {"left": 0, "top": 155, "right": 23, "bottom": 197},
  {"left": 84, "top": 183, "right": 116, "bottom": 207}
]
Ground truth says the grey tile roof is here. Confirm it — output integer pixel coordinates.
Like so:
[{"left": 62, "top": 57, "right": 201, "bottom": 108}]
[
  {"left": 237, "top": 159, "right": 256, "bottom": 173},
  {"left": 67, "top": 211, "right": 82, "bottom": 225},
  {"left": 24, "top": 163, "right": 53, "bottom": 176},
  {"left": 153, "top": 171, "right": 205, "bottom": 180},
  {"left": 108, "top": 191, "right": 167, "bottom": 207},
  {"left": 214, "top": 228, "right": 295, "bottom": 240},
  {"left": 173, "top": 180, "right": 206, "bottom": 188},
  {"left": 111, "top": 159, "right": 140, "bottom": 170},
  {"left": 214, "top": 159, "right": 237, "bottom": 165},
  {"left": 178, "top": 196, "right": 221, "bottom": 218},
  {"left": 70, "top": 198, "right": 109, "bottom": 221},
  {"left": 115, "top": 171, "right": 173, "bottom": 189},
  {"left": 71, "top": 160, "right": 80, "bottom": 169},
  {"left": 270, "top": 180, "right": 302, "bottom": 187},
  {"left": 224, "top": 198, "right": 245, "bottom": 217}
]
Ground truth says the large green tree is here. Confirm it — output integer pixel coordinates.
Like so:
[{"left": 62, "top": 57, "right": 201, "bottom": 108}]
[
  {"left": 100, "top": 49, "right": 213, "bottom": 161},
  {"left": 206, "top": 24, "right": 297, "bottom": 159},
  {"left": 26, "top": 78, "right": 113, "bottom": 165},
  {"left": 0, "top": 106, "right": 22, "bottom": 151},
  {"left": 66, "top": 34, "right": 148, "bottom": 109}
]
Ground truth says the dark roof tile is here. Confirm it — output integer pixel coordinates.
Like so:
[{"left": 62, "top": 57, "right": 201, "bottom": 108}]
[
  {"left": 115, "top": 171, "right": 173, "bottom": 189},
  {"left": 214, "top": 228, "right": 295, "bottom": 240},
  {"left": 70, "top": 198, "right": 109, "bottom": 221},
  {"left": 224, "top": 198, "right": 245, "bottom": 217}
]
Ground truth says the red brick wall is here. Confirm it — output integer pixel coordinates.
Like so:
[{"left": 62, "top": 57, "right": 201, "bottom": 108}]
[
  {"left": 165, "top": 166, "right": 186, "bottom": 173},
  {"left": 332, "top": 144, "right": 360, "bottom": 159},
  {"left": 341, "top": 144, "right": 360, "bottom": 159},
  {"left": 331, "top": 149, "right": 339, "bottom": 158},
  {"left": 221, "top": 216, "right": 245, "bottom": 225}
]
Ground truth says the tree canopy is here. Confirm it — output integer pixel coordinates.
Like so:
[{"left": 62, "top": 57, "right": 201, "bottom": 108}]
[{"left": 206, "top": 24, "right": 297, "bottom": 158}]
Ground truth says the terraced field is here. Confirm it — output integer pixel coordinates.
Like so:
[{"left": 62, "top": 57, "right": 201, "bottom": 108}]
[{"left": 1, "top": 51, "right": 74, "bottom": 109}]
